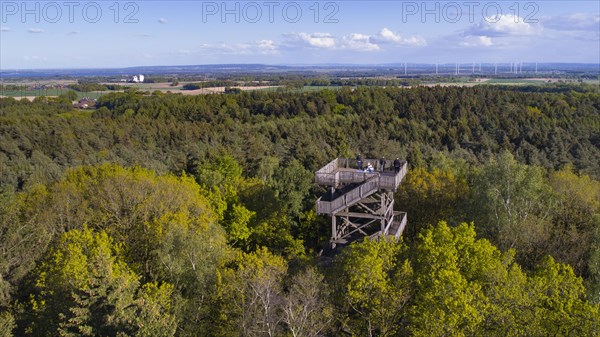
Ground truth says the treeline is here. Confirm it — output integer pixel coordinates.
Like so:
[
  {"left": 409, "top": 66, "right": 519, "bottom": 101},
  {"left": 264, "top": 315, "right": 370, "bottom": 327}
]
[
  {"left": 68, "top": 82, "right": 124, "bottom": 92},
  {"left": 490, "top": 82, "right": 600, "bottom": 94},
  {"left": 0, "top": 85, "right": 28, "bottom": 91},
  {"left": 306, "top": 78, "right": 413, "bottom": 87},
  {"left": 182, "top": 80, "right": 267, "bottom": 90}
]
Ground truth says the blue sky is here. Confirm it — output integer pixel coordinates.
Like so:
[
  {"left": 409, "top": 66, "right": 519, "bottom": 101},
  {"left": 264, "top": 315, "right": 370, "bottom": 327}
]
[{"left": 1, "top": 1, "right": 599, "bottom": 69}]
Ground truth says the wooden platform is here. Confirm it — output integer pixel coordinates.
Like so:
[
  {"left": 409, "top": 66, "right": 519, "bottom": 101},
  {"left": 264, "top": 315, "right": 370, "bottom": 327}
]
[{"left": 315, "top": 158, "right": 407, "bottom": 191}]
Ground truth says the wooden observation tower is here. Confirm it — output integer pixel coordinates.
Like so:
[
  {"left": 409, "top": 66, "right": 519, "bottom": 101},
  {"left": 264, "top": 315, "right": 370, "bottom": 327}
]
[{"left": 315, "top": 158, "right": 408, "bottom": 247}]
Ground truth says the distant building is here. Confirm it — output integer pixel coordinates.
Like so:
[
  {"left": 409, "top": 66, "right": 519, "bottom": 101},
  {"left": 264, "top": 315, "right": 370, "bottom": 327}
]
[
  {"left": 131, "top": 74, "right": 145, "bottom": 83},
  {"left": 74, "top": 98, "right": 96, "bottom": 109}
]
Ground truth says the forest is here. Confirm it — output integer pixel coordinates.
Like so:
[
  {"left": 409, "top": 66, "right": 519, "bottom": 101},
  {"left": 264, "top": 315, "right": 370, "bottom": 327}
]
[{"left": 0, "top": 84, "right": 599, "bottom": 336}]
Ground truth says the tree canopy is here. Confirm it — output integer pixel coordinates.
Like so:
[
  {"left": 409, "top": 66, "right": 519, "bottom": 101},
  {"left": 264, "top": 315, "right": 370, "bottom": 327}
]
[{"left": 1, "top": 83, "right": 599, "bottom": 335}]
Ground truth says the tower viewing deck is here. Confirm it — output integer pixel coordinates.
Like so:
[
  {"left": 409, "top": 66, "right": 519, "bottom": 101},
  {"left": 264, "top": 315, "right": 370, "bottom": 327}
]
[{"left": 315, "top": 157, "right": 408, "bottom": 247}]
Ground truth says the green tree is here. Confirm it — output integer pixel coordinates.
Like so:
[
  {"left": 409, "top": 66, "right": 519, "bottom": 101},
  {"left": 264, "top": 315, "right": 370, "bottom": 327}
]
[
  {"left": 270, "top": 159, "right": 313, "bottom": 219},
  {"left": 471, "top": 151, "right": 553, "bottom": 266},
  {"left": 529, "top": 256, "right": 599, "bottom": 336},
  {"left": 213, "top": 248, "right": 287, "bottom": 337},
  {"left": 281, "top": 267, "right": 333, "bottom": 337},
  {"left": 0, "top": 187, "right": 58, "bottom": 307},
  {"left": 58, "top": 90, "right": 78, "bottom": 102},
  {"left": 548, "top": 167, "right": 600, "bottom": 299},
  {"left": 224, "top": 204, "right": 255, "bottom": 245},
  {"left": 42, "top": 164, "right": 218, "bottom": 278},
  {"left": 409, "top": 221, "right": 600, "bottom": 336},
  {"left": 0, "top": 311, "right": 15, "bottom": 337},
  {"left": 409, "top": 222, "right": 487, "bottom": 337},
  {"left": 27, "top": 227, "right": 176, "bottom": 336},
  {"left": 334, "top": 238, "right": 412, "bottom": 337},
  {"left": 396, "top": 166, "right": 469, "bottom": 238}
]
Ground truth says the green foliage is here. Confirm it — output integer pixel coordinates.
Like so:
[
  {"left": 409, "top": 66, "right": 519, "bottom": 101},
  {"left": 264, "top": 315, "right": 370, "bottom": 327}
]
[
  {"left": 270, "top": 159, "right": 314, "bottom": 218},
  {"left": 58, "top": 90, "right": 78, "bottom": 102},
  {"left": 224, "top": 204, "right": 255, "bottom": 245},
  {"left": 409, "top": 222, "right": 487, "bottom": 336},
  {"left": 0, "top": 311, "right": 15, "bottom": 337},
  {"left": 43, "top": 164, "right": 219, "bottom": 277},
  {"left": 27, "top": 227, "right": 176, "bottom": 336},
  {"left": 281, "top": 267, "right": 334, "bottom": 337},
  {"left": 530, "top": 256, "right": 600, "bottom": 336},
  {"left": 332, "top": 222, "right": 600, "bottom": 336},
  {"left": 334, "top": 238, "right": 412, "bottom": 336},
  {"left": 249, "top": 213, "right": 306, "bottom": 259},
  {"left": 548, "top": 167, "right": 600, "bottom": 300},
  {"left": 195, "top": 155, "right": 243, "bottom": 202},
  {"left": 213, "top": 247, "right": 287, "bottom": 337},
  {"left": 397, "top": 166, "right": 469, "bottom": 238},
  {"left": 133, "top": 282, "right": 178, "bottom": 337},
  {"left": 410, "top": 221, "right": 600, "bottom": 337},
  {"left": 68, "top": 82, "right": 109, "bottom": 92},
  {"left": 0, "top": 186, "right": 57, "bottom": 300},
  {"left": 471, "top": 151, "right": 553, "bottom": 266}
]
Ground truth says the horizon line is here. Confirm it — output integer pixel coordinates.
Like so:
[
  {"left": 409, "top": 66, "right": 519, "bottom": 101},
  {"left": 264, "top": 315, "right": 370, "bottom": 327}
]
[{"left": 2, "top": 62, "right": 600, "bottom": 72}]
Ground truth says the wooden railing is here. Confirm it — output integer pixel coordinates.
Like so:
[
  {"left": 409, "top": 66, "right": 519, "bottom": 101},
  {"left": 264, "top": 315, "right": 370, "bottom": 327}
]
[
  {"left": 379, "top": 161, "right": 407, "bottom": 191},
  {"left": 315, "top": 158, "right": 340, "bottom": 186},
  {"left": 316, "top": 175, "right": 380, "bottom": 214},
  {"left": 387, "top": 212, "right": 407, "bottom": 238},
  {"left": 316, "top": 158, "right": 408, "bottom": 191}
]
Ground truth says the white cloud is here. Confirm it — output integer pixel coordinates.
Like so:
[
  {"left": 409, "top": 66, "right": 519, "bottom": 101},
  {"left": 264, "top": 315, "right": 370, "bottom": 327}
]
[
  {"left": 282, "top": 28, "right": 426, "bottom": 51},
  {"left": 255, "top": 39, "right": 278, "bottom": 52},
  {"left": 460, "top": 35, "right": 493, "bottom": 47},
  {"left": 370, "top": 28, "right": 427, "bottom": 46},
  {"left": 340, "top": 33, "right": 380, "bottom": 51},
  {"left": 401, "top": 35, "right": 428, "bottom": 46},
  {"left": 158, "top": 17, "right": 168, "bottom": 24},
  {"left": 27, "top": 28, "right": 44, "bottom": 33},
  {"left": 0, "top": 27, "right": 10, "bottom": 32},
  {"left": 378, "top": 28, "right": 402, "bottom": 43},
  {"left": 284, "top": 32, "right": 337, "bottom": 49},
  {"left": 466, "top": 14, "right": 541, "bottom": 37},
  {"left": 198, "top": 40, "right": 279, "bottom": 55}
]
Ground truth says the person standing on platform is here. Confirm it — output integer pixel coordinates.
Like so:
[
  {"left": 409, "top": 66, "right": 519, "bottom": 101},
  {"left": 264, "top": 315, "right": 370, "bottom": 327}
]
[
  {"left": 379, "top": 157, "right": 385, "bottom": 172},
  {"left": 356, "top": 153, "right": 363, "bottom": 170},
  {"left": 394, "top": 158, "right": 401, "bottom": 173}
]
